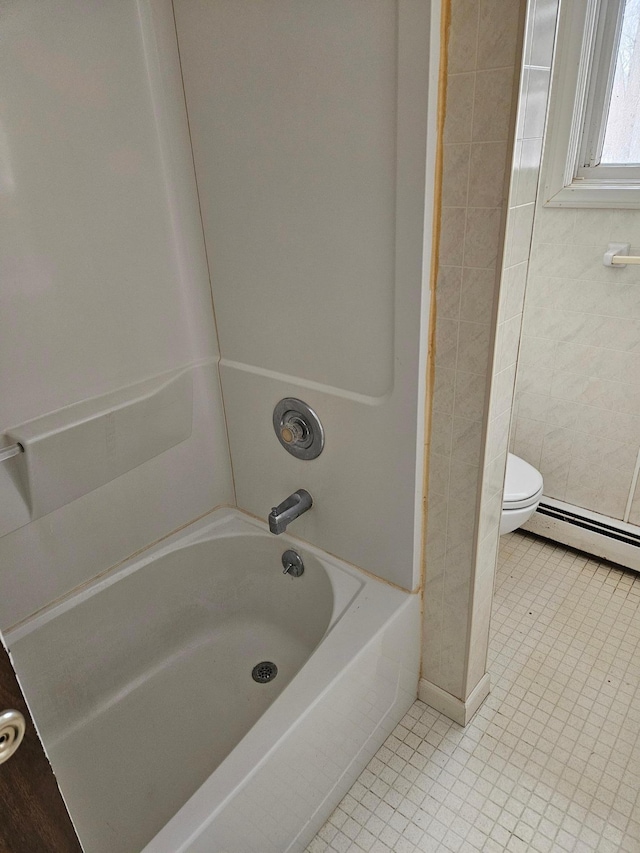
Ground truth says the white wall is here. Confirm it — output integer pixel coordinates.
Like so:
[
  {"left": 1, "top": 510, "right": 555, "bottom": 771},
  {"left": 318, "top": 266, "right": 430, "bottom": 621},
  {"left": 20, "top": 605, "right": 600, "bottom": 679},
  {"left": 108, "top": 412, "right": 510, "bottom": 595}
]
[
  {"left": 0, "top": 0, "right": 234, "bottom": 629},
  {"left": 174, "top": 0, "right": 435, "bottom": 590}
]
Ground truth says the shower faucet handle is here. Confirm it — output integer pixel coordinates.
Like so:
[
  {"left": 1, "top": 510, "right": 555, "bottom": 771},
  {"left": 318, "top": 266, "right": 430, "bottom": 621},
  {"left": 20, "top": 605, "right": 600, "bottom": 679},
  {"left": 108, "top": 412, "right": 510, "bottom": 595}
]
[
  {"left": 273, "top": 399, "right": 324, "bottom": 460},
  {"left": 280, "top": 416, "right": 308, "bottom": 446}
]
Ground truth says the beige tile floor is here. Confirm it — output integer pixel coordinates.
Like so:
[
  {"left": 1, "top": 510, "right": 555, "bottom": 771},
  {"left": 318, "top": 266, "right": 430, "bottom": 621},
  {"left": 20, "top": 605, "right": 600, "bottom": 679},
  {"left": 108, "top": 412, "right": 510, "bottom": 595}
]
[{"left": 306, "top": 531, "right": 640, "bottom": 853}]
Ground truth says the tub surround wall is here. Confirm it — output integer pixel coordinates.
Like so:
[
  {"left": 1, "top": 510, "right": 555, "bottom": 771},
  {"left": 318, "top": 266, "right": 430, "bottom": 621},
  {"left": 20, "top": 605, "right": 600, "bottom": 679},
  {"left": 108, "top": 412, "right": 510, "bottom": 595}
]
[
  {"left": 421, "top": 0, "right": 526, "bottom": 717},
  {"left": 0, "top": 0, "right": 234, "bottom": 628},
  {"left": 173, "top": 0, "right": 437, "bottom": 591},
  {"left": 0, "top": 0, "right": 437, "bottom": 626}
]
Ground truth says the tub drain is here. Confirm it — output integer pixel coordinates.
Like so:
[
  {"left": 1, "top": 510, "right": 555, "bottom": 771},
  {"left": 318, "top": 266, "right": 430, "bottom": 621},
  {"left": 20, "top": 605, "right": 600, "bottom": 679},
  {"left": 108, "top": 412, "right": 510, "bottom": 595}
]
[{"left": 252, "top": 661, "right": 278, "bottom": 683}]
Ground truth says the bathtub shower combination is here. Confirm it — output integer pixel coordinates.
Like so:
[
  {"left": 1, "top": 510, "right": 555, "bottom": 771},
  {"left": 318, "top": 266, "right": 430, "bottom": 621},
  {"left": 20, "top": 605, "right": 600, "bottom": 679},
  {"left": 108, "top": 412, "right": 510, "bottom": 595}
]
[
  {"left": 7, "top": 510, "right": 420, "bottom": 853},
  {"left": 0, "top": 1, "right": 436, "bottom": 849}
]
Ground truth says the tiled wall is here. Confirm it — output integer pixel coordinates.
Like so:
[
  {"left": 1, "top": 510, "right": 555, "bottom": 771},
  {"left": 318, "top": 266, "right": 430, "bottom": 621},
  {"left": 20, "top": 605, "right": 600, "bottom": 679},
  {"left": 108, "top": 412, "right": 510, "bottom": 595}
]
[
  {"left": 468, "top": 0, "right": 559, "bottom": 691},
  {"left": 422, "top": 0, "right": 526, "bottom": 704},
  {"left": 513, "top": 205, "right": 640, "bottom": 523}
]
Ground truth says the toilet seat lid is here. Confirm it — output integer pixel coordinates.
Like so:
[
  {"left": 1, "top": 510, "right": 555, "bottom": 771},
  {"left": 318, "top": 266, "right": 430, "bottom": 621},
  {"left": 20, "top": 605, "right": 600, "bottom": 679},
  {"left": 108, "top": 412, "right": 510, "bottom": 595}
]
[{"left": 504, "top": 453, "right": 543, "bottom": 506}]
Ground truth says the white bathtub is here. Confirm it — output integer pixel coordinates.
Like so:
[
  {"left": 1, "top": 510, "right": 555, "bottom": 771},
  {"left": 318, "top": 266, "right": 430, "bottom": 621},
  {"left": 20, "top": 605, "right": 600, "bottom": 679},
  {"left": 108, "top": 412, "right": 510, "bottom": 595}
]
[{"left": 7, "top": 508, "right": 420, "bottom": 853}]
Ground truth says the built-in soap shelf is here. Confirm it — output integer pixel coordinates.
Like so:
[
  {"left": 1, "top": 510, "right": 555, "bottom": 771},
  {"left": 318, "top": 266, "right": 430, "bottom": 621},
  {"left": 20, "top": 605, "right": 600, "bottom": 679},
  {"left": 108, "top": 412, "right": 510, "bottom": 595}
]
[{"left": 0, "top": 368, "right": 193, "bottom": 535}]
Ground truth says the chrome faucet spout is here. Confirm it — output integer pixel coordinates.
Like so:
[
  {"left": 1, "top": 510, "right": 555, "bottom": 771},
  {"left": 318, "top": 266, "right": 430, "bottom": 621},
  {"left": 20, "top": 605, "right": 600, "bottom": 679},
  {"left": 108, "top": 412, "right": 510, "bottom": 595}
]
[{"left": 268, "top": 489, "right": 313, "bottom": 535}]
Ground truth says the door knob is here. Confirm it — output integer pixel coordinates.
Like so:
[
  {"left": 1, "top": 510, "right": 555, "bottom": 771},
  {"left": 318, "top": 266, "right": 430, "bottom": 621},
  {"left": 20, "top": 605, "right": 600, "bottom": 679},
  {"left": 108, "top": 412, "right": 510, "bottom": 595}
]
[{"left": 0, "top": 709, "right": 26, "bottom": 764}]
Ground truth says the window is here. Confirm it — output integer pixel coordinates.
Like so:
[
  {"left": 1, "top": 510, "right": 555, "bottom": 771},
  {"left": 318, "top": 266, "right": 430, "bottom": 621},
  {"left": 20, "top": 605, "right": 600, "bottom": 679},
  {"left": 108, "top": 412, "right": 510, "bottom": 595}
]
[
  {"left": 600, "top": 0, "right": 640, "bottom": 164},
  {"left": 543, "top": 0, "right": 640, "bottom": 208}
]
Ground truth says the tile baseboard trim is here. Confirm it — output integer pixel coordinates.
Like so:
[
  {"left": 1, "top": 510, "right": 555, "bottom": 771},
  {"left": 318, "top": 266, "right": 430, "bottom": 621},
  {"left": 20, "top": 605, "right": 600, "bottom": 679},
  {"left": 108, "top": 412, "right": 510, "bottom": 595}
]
[{"left": 418, "top": 673, "right": 490, "bottom": 726}]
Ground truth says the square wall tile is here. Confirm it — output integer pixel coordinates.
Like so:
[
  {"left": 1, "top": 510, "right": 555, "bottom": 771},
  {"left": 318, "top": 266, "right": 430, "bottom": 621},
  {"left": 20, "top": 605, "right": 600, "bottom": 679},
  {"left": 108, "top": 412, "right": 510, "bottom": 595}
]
[
  {"left": 452, "top": 415, "right": 484, "bottom": 466},
  {"left": 571, "top": 208, "right": 613, "bottom": 246},
  {"left": 442, "top": 144, "right": 471, "bottom": 207},
  {"left": 454, "top": 369, "right": 488, "bottom": 420},
  {"left": 485, "top": 407, "right": 511, "bottom": 462},
  {"left": 444, "top": 72, "right": 476, "bottom": 143},
  {"left": 477, "top": 0, "right": 522, "bottom": 70},
  {"left": 464, "top": 207, "right": 502, "bottom": 269},
  {"left": 426, "top": 490, "right": 448, "bottom": 559},
  {"left": 497, "top": 313, "right": 522, "bottom": 371},
  {"left": 435, "top": 317, "right": 459, "bottom": 371},
  {"left": 514, "top": 136, "right": 543, "bottom": 206},
  {"left": 539, "top": 426, "right": 572, "bottom": 498},
  {"left": 516, "top": 360, "right": 552, "bottom": 396},
  {"left": 484, "top": 447, "right": 508, "bottom": 494},
  {"left": 457, "top": 320, "right": 492, "bottom": 375},
  {"left": 512, "top": 416, "right": 544, "bottom": 466},
  {"left": 516, "top": 66, "right": 529, "bottom": 138},
  {"left": 564, "top": 456, "right": 634, "bottom": 520},
  {"left": 428, "top": 451, "right": 450, "bottom": 500},
  {"left": 437, "top": 265, "right": 463, "bottom": 320},
  {"left": 465, "top": 586, "right": 493, "bottom": 691},
  {"left": 529, "top": 0, "right": 559, "bottom": 67},
  {"left": 522, "top": 68, "right": 551, "bottom": 138},
  {"left": 433, "top": 365, "right": 456, "bottom": 415},
  {"left": 448, "top": 0, "right": 479, "bottom": 74},
  {"left": 479, "top": 483, "right": 502, "bottom": 537},
  {"left": 501, "top": 261, "right": 528, "bottom": 321},
  {"left": 490, "top": 362, "right": 517, "bottom": 419},
  {"left": 506, "top": 203, "right": 535, "bottom": 266},
  {"left": 472, "top": 67, "right": 517, "bottom": 143},
  {"left": 430, "top": 410, "right": 453, "bottom": 457},
  {"left": 532, "top": 205, "right": 575, "bottom": 244},
  {"left": 460, "top": 267, "right": 497, "bottom": 325},
  {"left": 440, "top": 208, "right": 466, "bottom": 266},
  {"left": 468, "top": 141, "right": 509, "bottom": 208},
  {"left": 476, "top": 503, "right": 504, "bottom": 571}
]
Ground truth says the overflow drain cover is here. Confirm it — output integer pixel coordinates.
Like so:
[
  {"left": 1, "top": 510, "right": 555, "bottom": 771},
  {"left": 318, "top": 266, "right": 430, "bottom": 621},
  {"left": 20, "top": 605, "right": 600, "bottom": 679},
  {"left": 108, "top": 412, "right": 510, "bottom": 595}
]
[{"left": 252, "top": 661, "right": 278, "bottom": 683}]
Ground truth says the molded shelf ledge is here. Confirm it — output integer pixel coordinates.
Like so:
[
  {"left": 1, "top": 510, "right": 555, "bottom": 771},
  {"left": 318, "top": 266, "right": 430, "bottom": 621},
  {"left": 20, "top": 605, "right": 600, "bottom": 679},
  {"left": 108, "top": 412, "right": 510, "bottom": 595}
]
[{"left": 5, "top": 369, "right": 193, "bottom": 522}]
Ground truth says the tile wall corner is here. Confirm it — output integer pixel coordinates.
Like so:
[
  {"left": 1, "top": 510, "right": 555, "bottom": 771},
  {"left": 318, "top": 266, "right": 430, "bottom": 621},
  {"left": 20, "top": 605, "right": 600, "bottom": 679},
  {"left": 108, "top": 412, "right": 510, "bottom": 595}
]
[{"left": 422, "top": 0, "right": 531, "bottom": 706}]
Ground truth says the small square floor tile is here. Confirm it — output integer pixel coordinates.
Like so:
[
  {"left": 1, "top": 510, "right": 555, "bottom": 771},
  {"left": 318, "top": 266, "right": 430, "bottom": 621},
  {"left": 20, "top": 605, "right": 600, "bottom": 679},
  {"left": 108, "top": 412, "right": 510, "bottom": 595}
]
[{"left": 306, "top": 533, "right": 640, "bottom": 852}]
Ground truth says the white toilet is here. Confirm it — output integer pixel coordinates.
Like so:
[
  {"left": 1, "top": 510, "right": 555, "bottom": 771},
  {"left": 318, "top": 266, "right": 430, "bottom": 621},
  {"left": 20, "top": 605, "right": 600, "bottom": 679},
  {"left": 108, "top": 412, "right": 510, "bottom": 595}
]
[{"left": 501, "top": 453, "right": 544, "bottom": 535}]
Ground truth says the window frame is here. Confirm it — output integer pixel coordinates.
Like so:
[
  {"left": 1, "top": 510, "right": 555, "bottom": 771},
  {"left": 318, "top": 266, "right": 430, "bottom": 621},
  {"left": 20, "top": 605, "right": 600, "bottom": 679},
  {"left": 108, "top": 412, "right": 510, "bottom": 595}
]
[{"left": 542, "top": 0, "right": 640, "bottom": 209}]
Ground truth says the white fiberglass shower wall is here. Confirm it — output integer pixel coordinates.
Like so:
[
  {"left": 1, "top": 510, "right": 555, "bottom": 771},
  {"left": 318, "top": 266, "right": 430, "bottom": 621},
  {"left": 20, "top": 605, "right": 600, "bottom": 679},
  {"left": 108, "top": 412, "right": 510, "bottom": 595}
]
[
  {"left": 0, "top": 1, "right": 435, "bottom": 634},
  {"left": 0, "top": 0, "right": 235, "bottom": 627},
  {"left": 173, "top": 0, "right": 435, "bottom": 589}
]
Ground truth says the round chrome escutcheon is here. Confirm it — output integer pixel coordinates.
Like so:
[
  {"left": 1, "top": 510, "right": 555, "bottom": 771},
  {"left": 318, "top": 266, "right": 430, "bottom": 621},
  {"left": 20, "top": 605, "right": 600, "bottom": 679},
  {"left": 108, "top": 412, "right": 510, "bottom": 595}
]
[{"left": 273, "top": 398, "right": 324, "bottom": 460}]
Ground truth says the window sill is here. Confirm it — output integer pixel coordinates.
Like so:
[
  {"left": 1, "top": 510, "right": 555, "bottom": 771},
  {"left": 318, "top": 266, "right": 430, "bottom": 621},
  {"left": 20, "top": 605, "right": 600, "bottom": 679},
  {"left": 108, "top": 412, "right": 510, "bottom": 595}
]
[{"left": 543, "top": 180, "right": 640, "bottom": 209}]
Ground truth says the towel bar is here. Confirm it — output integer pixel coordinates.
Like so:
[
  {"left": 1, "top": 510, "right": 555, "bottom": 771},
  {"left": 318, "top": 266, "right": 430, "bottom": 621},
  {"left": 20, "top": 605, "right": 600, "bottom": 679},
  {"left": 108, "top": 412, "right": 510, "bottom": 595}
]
[
  {"left": 0, "top": 443, "right": 23, "bottom": 463},
  {"left": 603, "top": 243, "right": 640, "bottom": 267}
]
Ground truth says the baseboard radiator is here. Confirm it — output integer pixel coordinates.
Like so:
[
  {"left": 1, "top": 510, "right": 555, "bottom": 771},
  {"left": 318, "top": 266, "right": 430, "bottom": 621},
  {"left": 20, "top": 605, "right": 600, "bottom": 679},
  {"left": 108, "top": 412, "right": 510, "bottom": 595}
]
[{"left": 524, "top": 498, "right": 640, "bottom": 573}]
